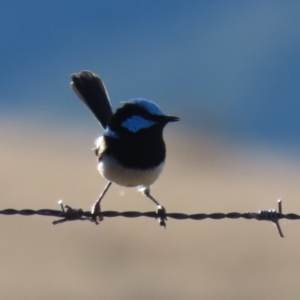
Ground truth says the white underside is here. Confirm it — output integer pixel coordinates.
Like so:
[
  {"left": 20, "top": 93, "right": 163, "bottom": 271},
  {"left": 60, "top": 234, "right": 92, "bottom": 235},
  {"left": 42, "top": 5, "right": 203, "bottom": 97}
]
[{"left": 98, "top": 154, "right": 164, "bottom": 190}]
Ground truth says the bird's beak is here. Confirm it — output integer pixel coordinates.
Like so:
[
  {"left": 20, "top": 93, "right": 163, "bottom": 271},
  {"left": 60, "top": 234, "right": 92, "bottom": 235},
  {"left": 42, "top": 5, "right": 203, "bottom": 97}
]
[{"left": 165, "top": 115, "right": 180, "bottom": 122}]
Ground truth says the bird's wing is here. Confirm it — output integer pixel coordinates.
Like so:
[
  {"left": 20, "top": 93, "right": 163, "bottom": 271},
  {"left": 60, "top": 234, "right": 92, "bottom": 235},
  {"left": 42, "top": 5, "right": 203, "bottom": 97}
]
[{"left": 71, "top": 70, "right": 113, "bottom": 128}]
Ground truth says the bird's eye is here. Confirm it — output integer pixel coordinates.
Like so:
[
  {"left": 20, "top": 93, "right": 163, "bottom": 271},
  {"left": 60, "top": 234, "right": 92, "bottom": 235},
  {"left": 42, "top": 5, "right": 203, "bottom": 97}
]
[
  {"left": 104, "top": 127, "right": 120, "bottom": 138},
  {"left": 121, "top": 115, "right": 156, "bottom": 133}
]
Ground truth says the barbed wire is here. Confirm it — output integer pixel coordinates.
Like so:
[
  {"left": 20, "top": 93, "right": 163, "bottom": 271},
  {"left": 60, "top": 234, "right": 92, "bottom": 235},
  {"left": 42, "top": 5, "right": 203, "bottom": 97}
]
[{"left": 0, "top": 199, "right": 298, "bottom": 238}]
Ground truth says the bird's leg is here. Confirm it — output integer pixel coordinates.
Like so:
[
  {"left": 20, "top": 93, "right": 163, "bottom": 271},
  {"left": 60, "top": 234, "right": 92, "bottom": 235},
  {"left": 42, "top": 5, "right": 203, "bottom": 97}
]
[
  {"left": 143, "top": 188, "right": 167, "bottom": 228},
  {"left": 91, "top": 181, "right": 112, "bottom": 224}
]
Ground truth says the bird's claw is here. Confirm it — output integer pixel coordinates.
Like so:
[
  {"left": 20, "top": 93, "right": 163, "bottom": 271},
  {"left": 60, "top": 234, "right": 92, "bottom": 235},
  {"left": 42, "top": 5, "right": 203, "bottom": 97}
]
[
  {"left": 156, "top": 205, "right": 167, "bottom": 228},
  {"left": 91, "top": 201, "right": 104, "bottom": 225}
]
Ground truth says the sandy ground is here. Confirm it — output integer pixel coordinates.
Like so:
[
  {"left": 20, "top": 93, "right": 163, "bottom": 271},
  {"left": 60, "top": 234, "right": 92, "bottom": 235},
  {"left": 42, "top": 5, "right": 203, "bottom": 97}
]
[{"left": 1, "top": 118, "right": 300, "bottom": 300}]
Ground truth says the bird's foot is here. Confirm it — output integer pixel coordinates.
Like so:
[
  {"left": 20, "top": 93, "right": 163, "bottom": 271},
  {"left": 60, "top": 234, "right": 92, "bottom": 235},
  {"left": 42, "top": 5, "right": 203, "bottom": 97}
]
[
  {"left": 156, "top": 205, "right": 167, "bottom": 228},
  {"left": 90, "top": 181, "right": 112, "bottom": 224},
  {"left": 91, "top": 201, "right": 104, "bottom": 225}
]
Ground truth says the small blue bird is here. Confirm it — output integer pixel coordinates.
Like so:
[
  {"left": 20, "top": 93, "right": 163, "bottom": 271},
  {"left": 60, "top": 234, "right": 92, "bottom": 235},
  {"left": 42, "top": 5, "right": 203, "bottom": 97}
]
[{"left": 71, "top": 71, "right": 179, "bottom": 226}]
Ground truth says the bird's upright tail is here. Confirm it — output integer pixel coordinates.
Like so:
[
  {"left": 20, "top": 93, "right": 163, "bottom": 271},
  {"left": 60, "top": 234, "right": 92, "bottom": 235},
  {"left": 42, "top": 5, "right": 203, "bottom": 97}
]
[{"left": 71, "top": 71, "right": 113, "bottom": 128}]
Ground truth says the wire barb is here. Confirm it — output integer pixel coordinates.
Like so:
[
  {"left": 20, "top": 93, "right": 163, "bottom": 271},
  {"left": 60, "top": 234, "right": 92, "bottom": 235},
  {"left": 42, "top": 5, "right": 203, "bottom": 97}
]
[
  {"left": 258, "top": 199, "right": 284, "bottom": 238},
  {"left": 52, "top": 200, "right": 89, "bottom": 225}
]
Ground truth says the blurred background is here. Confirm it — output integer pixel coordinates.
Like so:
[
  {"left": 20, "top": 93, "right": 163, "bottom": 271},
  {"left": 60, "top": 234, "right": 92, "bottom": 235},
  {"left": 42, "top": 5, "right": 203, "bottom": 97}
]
[{"left": 1, "top": 1, "right": 300, "bottom": 299}]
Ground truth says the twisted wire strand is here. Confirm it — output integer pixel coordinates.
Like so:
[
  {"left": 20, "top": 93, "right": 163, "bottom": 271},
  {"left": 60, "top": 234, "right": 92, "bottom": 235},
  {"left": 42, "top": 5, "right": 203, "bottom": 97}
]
[
  {"left": 0, "top": 200, "right": 297, "bottom": 237},
  {"left": 0, "top": 208, "right": 300, "bottom": 221},
  {"left": 1, "top": 208, "right": 299, "bottom": 220}
]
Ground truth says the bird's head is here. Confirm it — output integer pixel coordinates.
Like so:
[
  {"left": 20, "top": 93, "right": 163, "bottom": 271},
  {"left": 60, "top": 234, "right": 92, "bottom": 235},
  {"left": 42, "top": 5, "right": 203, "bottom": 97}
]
[{"left": 104, "top": 99, "right": 179, "bottom": 138}]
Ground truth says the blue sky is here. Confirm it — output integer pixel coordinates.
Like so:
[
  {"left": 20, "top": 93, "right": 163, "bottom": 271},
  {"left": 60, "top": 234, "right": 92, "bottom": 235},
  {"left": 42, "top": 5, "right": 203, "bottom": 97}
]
[{"left": 1, "top": 0, "right": 300, "bottom": 150}]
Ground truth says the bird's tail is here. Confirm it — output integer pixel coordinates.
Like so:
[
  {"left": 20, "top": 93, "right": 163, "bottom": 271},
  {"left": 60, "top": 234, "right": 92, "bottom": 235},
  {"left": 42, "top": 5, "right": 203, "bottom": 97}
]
[{"left": 71, "top": 71, "right": 113, "bottom": 128}]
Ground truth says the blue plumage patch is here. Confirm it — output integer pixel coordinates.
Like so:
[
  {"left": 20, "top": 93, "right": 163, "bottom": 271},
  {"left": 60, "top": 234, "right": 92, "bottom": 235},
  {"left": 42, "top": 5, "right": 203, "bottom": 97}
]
[
  {"left": 121, "top": 115, "right": 156, "bottom": 133},
  {"left": 124, "top": 99, "right": 165, "bottom": 116}
]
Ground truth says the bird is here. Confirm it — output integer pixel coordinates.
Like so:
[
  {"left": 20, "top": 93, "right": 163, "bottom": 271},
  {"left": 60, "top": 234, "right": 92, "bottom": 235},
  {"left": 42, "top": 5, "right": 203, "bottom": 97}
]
[{"left": 70, "top": 70, "right": 179, "bottom": 226}]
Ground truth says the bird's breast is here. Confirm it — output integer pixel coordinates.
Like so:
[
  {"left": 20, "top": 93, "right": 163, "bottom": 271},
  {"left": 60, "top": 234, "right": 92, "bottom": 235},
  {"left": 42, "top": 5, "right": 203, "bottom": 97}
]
[{"left": 98, "top": 154, "right": 165, "bottom": 188}]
